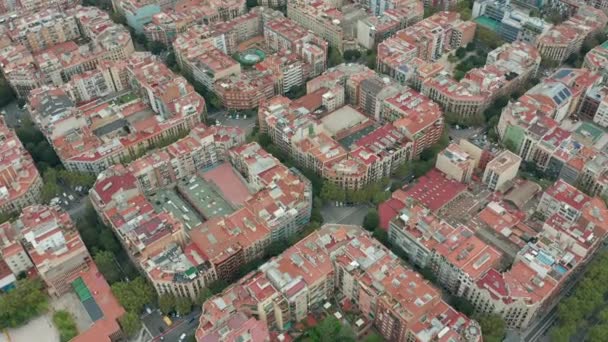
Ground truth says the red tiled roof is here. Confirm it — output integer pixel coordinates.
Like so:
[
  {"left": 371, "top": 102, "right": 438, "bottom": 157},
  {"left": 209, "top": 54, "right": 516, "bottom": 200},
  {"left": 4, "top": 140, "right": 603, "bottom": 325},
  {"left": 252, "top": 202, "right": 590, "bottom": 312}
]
[
  {"left": 378, "top": 198, "right": 406, "bottom": 230},
  {"left": 71, "top": 263, "right": 125, "bottom": 342},
  {"left": 403, "top": 169, "right": 466, "bottom": 211}
]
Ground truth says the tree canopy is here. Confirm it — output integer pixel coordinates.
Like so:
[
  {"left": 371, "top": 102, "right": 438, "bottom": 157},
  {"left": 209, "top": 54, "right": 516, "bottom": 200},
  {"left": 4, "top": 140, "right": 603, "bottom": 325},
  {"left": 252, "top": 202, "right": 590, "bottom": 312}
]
[
  {"left": 363, "top": 208, "right": 380, "bottom": 231},
  {"left": 53, "top": 310, "right": 78, "bottom": 342},
  {"left": 303, "top": 316, "right": 355, "bottom": 342},
  {"left": 476, "top": 314, "right": 506, "bottom": 342},
  {"left": 119, "top": 311, "right": 141, "bottom": 337},
  {"left": 550, "top": 252, "right": 608, "bottom": 341},
  {"left": 0, "top": 278, "right": 48, "bottom": 329},
  {"left": 176, "top": 296, "right": 193, "bottom": 315},
  {"left": 0, "top": 76, "right": 15, "bottom": 107},
  {"left": 111, "top": 277, "right": 155, "bottom": 314},
  {"left": 94, "top": 250, "right": 122, "bottom": 284},
  {"left": 159, "top": 294, "right": 176, "bottom": 314}
]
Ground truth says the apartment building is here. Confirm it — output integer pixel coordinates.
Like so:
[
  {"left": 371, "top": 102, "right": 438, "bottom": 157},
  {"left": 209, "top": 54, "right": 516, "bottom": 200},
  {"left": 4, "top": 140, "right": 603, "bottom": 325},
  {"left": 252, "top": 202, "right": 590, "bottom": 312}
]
[
  {"left": 466, "top": 193, "right": 608, "bottom": 329},
  {"left": 191, "top": 207, "right": 271, "bottom": 279},
  {"left": 472, "top": 0, "right": 552, "bottom": 43},
  {"left": 482, "top": 150, "right": 521, "bottom": 191},
  {"left": 380, "top": 88, "right": 444, "bottom": 157},
  {"left": 196, "top": 224, "right": 483, "bottom": 342},
  {"left": 377, "top": 11, "right": 475, "bottom": 71},
  {"left": 258, "top": 90, "right": 419, "bottom": 190},
  {"left": 536, "top": 6, "right": 608, "bottom": 63},
  {"left": 264, "top": 17, "right": 328, "bottom": 77},
  {"left": 27, "top": 54, "right": 205, "bottom": 174},
  {"left": 389, "top": 203, "right": 502, "bottom": 296},
  {"left": 537, "top": 179, "right": 591, "bottom": 223},
  {"left": 0, "top": 222, "right": 35, "bottom": 277},
  {"left": 422, "top": 41, "right": 541, "bottom": 118},
  {"left": 436, "top": 143, "right": 476, "bottom": 183},
  {"left": 286, "top": 0, "right": 367, "bottom": 50},
  {"left": 349, "top": 123, "right": 414, "bottom": 182},
  {"left": 63, "top": 60, "right": 128, "bottom": 103},
  {"left": 214, "top": 70, "right": 276, "bottom": 110},
  {"left": 5, "top": 9, "right": 80, "bottom": 52},
  {"left": 91, "top": 140, "right": 312, "bottom": 296},
  {"left": 114, "top": 0, "right": 246, "bottom": 33},
  {"left": 497, "top": 68, "right": 601, "bottom": 172},
  {"left": 127, "top": 124, "right": 245, "bottom": 192},
  {"left": 0, "top": 117, "right": 43, "bottom": 215},
  {"left": 583, "top": 40, "right": 608, "bottom": 82},
  {"left": 197, "top": 312, "right": 270, "bottom": 342},
  {"left": 144, "top": 12, "right": 201, "bottom": 46},
  {"left": 357, "top": 15, "right": 401, "bottom": 50},
  {"left": 0, "top": 6, "right": 134, "bottom": 98},
  {"left": 19, "top": 205, "right": 91, "bottom": 296},
  {"left": 14, "top": 0, "right": 79, "bottom": 12}
]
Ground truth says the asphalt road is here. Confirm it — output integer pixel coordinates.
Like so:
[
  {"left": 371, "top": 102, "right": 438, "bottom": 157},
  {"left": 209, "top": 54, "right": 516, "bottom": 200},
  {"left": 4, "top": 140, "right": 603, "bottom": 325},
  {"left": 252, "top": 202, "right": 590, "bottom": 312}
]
[
  {"left": 208, "top": 110, "right": 257, "bottom": 136},
  {"left": 321, "top": 203, "right": 370, "bottom": 226},
  {"left": 143, "top": 308, "right": 201, "bottom": 342},
  {"left": 1, "top": 101, "right": 28, "bottom": 128},
  {"left": 447, "top": 125, "right": 484, "bottom": 142}
]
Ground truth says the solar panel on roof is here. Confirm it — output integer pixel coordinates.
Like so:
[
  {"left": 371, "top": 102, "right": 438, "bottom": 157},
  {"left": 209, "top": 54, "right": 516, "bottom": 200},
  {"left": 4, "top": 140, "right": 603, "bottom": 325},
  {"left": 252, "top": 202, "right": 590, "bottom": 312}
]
[{"left": 82, "top": 298, "right": 103, "bottom": 322}]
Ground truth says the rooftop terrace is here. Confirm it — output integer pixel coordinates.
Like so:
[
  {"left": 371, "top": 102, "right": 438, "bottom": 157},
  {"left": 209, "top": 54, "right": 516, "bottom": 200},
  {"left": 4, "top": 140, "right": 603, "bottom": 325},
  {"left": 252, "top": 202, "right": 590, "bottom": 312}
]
[
  {"left": 149, "top": 188, "right": 202, "bottom": 231},
  {"left": 178, "top": 176, "right": 235, "bottom": 221}
]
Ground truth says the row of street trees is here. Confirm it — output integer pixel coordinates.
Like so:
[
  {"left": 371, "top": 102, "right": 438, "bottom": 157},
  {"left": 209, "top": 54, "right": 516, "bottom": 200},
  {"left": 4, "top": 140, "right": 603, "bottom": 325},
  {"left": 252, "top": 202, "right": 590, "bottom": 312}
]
[{"left": 550, "top": 251, "right": 608, "bottom": 341}]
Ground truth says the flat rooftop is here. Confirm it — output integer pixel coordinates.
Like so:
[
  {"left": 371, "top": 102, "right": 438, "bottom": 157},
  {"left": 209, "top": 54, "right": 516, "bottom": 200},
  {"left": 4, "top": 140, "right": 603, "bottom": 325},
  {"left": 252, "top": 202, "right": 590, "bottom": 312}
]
[
  {"left": 321, "top": 105, "right": 368, "bottom": 136},
  {"left": 178, "top": 176, "right": 235, "bottom": 220},
  {"left": 403, "top": 169, "right": 467, "bottom": 211},
  {"left": 338, "top": 124, "right": 376, "bottom": 149},
  {"left": 149, "top": 188, "right": 203, "bottom": 230},
  {"left": 201, "top": 163, "right": 252, "bottom": 206}
]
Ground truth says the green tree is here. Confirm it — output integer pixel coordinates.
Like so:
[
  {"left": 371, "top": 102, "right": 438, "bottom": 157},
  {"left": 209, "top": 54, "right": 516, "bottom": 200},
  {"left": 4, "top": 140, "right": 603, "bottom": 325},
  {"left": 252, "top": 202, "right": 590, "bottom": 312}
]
[
  {"left": 307, "top": 316, "right": 341, "bottom": 341},
  {"left": 196, "top": 287, "right": 213, "bottom": 305},
  {"left": 176, "top": 296, "right": 193, "bottom": 315},
  {"left": 0, "top": 76, "right": 15, "bottom": 107},
  {"left": 246, "top": 0, "right": 258, "bottom": 9},
  {"left": 589, "top": 324, "right": 608, "bottom": 342},
  {"left": 148, "top": 41, "right": 166, "bottom": 55},
  {"left": 119, "top": 312, "right": 141, "bottom": 337},
  {"left": 320, "top": 182, "right": 343, "bottom": 202},
  {"left": 476, "top": 314, "right": 506, "bottom": 342},
  {"left": 0, "top": 278, "right": 48, "bottom": 329},
  {"left": 448, "top": 296, "right": 475, "bottom": 316},
  {"left": 366, "top": 50, "right": 377, "bottom": 70},
  {"left": 328, "top": 47, "right": 344, "bottom": 67},
  {"left": 16, "top": 117, "right": 61, "bottom": 171},
  {"left": 53, "top": 310, "right": 78, "bottom": 342},
  {"left": 343, "top": 49, "right": 361, "bottom": 61},
  {"left": 363, "top": 333, "right": 385, "bottom": 342},
  {"left": 363, "top": 208, "right": 380, "bottom": 231},
  {"left": 454, "top": 70, "right": 466, "bottom": 81},
  {"left": 393, "top": 162, "right": 411, "bottom": 179},
  {"left": 475, "top": 26, "right": 503, "bottom": 50},
  {"left": 111, "top": 277, "right": 155, "bottom": 313},
  {"left": 424, "top": 5, "right": 440, "bottom": 18},
  {"left": 94, "top": 250, "right": 122, "bottom": 284},
  {"left": 158, "top": 294, "right": 176, "bottom": 314},
  {"left": 545, "top": 9, "right": 565, "bottom": 24},
  {"left": 99, "top": 229, "right": 121, "bottom": 254},
  {"left": 455, "top": 47, "right": 466, "bottom": 59},
  {"left": 166, "top": 51, "right": 178, "bottom": 71}
]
